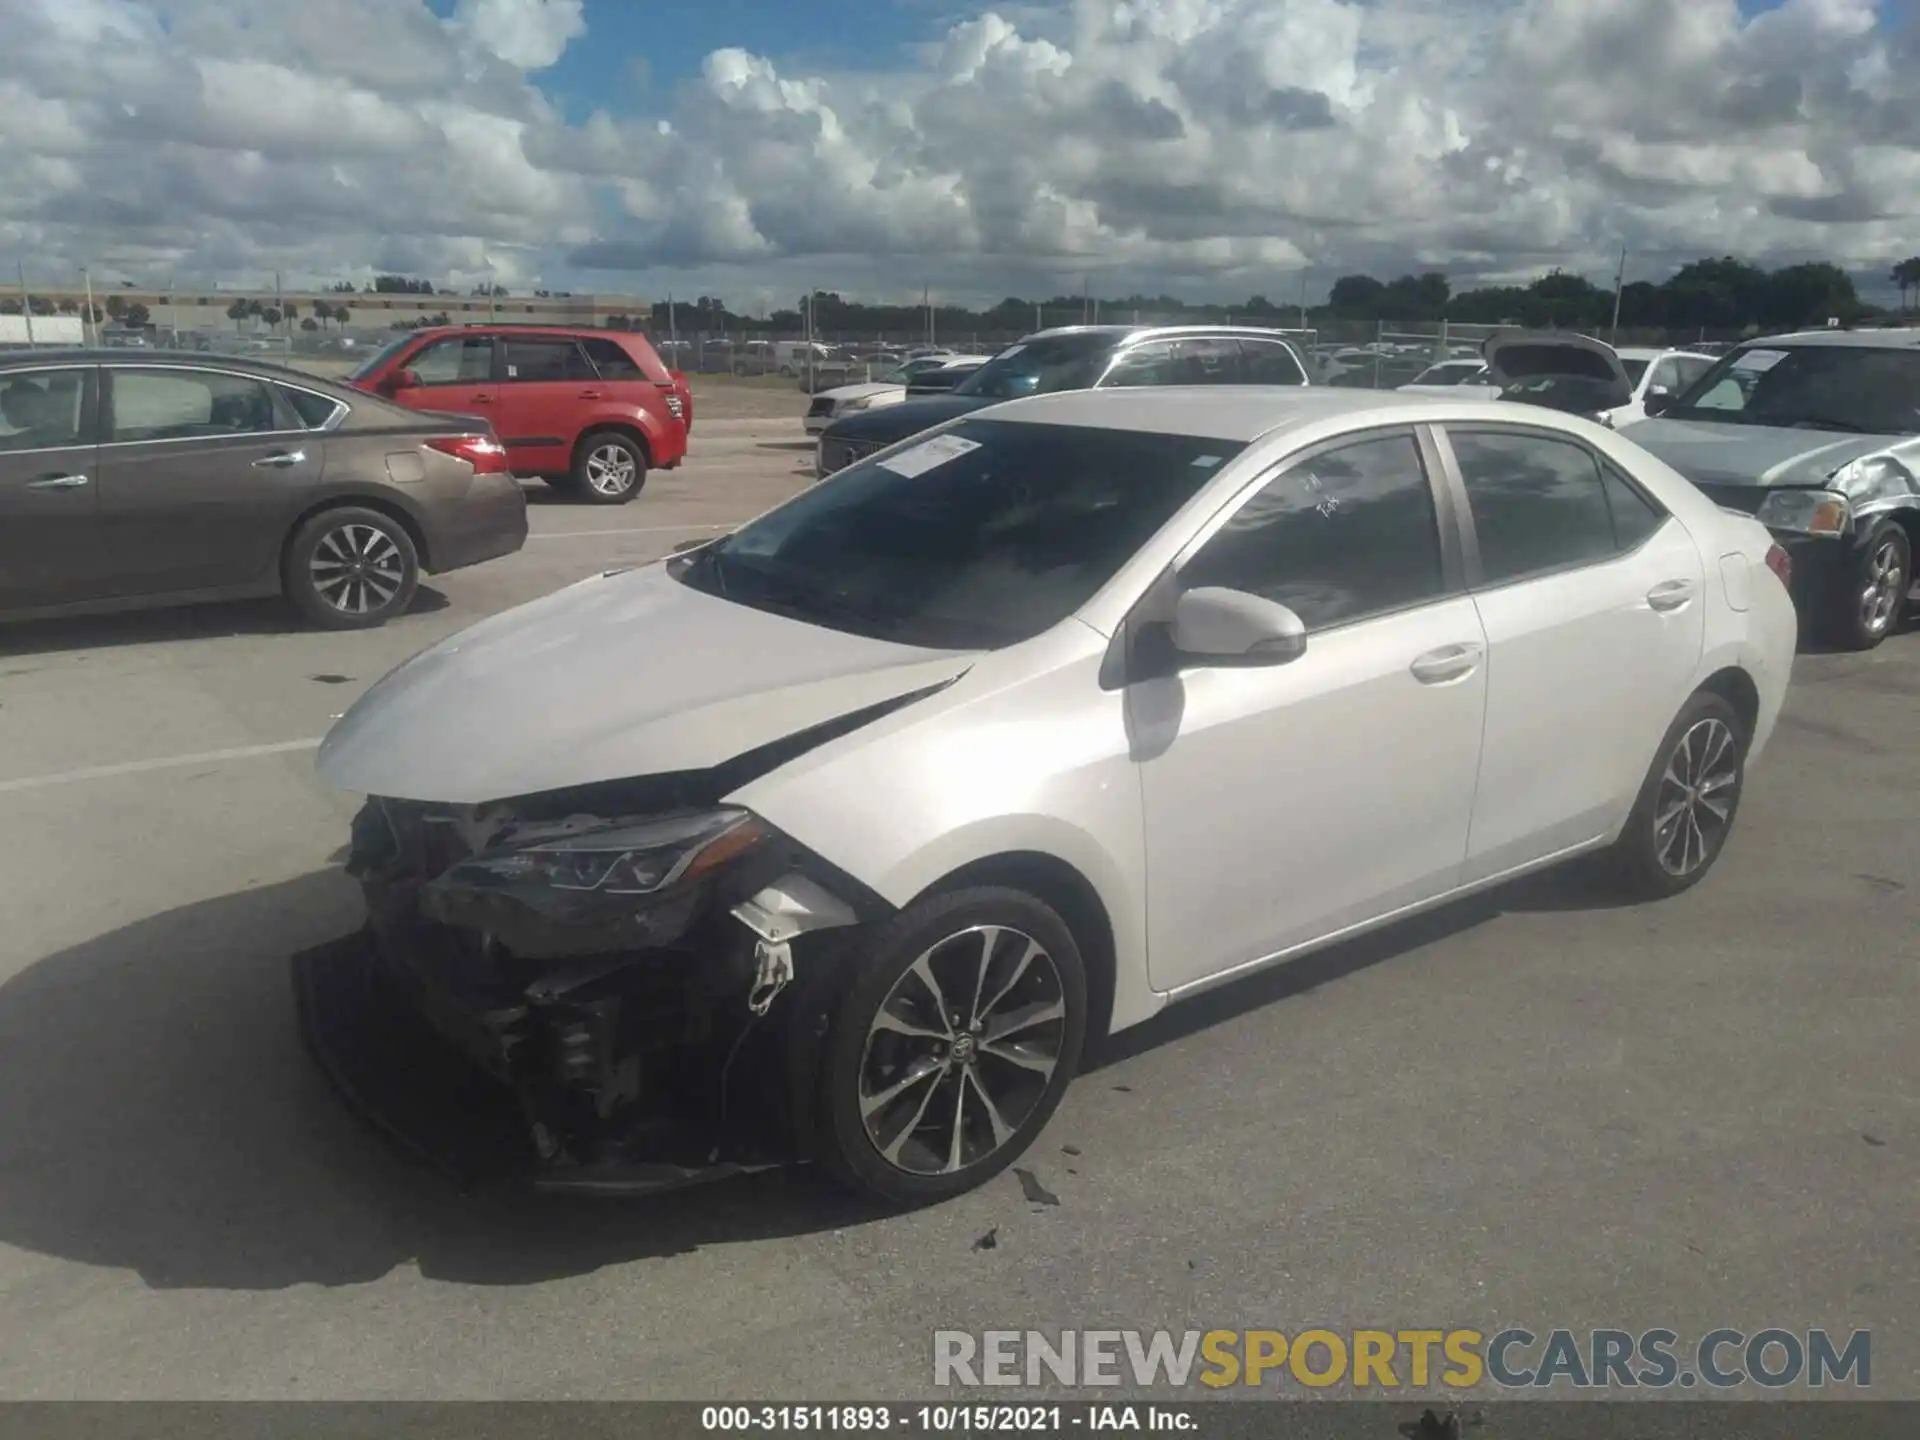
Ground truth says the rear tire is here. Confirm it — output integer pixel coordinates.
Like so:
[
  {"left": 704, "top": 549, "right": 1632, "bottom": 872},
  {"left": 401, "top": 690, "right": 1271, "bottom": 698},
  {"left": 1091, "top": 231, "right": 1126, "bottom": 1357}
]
[
  {"left": 1607, "top": 691, "right": 1747, "bottom": 900},
  {"left": 283, "top": 507, "right": 419, "bottom": 631},
  {"left": 1825, "top": 519, "right": 1910, "bottom": 651},
  {"left": 567, "top": 431, "right": 647, "bottom": 505},
  {"left": 816, "top": 886, "right": 1087, "bottom": 1207}
]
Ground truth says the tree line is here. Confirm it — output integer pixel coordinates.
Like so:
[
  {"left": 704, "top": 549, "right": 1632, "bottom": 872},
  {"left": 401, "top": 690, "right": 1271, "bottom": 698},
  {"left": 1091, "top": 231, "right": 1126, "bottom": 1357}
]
[{"left": 630, "top": 255, "right": 1920, "bottom": 338}]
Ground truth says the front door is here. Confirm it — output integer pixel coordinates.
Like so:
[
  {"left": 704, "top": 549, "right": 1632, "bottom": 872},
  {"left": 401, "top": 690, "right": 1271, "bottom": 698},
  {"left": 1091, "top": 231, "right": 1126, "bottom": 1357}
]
[
  {"left": 95, "top": 366, "right": 320, "bottom": 596},
  {"left": 492, "top": 336, "right": 600, "bottom": 475},
  {"left": 1434, "top": 424, "right": 1708, "bottom": 882},
  {"left": 0, "top": 365, "right": 110, "bottom": 611},
  {"left": 394, "top": 333, "right": 498, "bottom": 428},
  {"left": 1135, "top": 429, "right": 1490, "bottom": 993}
]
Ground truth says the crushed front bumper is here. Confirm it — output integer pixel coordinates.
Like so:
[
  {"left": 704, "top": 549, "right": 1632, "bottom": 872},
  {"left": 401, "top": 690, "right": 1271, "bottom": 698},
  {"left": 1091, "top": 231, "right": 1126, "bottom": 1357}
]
[{"left": 294, "top": 927, "right": 785, "bottom": 1196}]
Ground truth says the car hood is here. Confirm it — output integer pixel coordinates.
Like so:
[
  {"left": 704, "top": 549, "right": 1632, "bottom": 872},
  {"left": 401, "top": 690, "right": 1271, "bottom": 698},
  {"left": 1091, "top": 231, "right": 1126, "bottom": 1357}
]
[
  {"left": 823, "top": 393, "right": 989, "bottom": 444},
  {"left": 1618, "top": 418, "right": 1902, "bottom": 489},
  {"left": 1482, "top": 331, "right": 1632, "bottom": 414},
  {"left": 820, "top": 381, "right": 901, "bottom": 402},
  {"left": 315, "top": 564, "right": 978, "bottom": 805}
]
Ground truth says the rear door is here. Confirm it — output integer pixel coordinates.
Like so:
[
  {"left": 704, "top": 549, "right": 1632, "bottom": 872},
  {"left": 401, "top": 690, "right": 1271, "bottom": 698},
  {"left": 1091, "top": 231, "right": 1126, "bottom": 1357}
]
[
  {"left": 493, "top": 336, "right": 599, "bottom": 475},
  {"left": 95, "top": 365, "right": 322, "bottom": 596},
  {"left": 0, "top": 365, "right": 111, "bottom": 611},
  {"left": 1432, "top": 422, "right": 1707, "bottom": 882},
  {"left": 397, "top": 334, "right": 497, "bottom": 425}
]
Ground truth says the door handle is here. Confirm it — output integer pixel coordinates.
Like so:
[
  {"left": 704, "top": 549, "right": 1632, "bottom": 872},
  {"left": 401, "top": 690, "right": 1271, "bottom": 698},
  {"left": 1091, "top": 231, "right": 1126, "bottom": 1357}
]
[
  {"left": 469, "top": 393, "right": 496, "bottom": 403},
  {"left": 1646, "top": 579, "right": 1696, "bottom": 612},
  {"left": 252, "top": 450, "right": 307, "bottom": 468},
  {"left": 577, "top": 389, "right": 604, "bottom": 399},
  {"left": 25, "top": 473, "right": 90, "bottom": 490},
  {"left": 1409, "top": 642, "right": 1485, "bottom": 684}
]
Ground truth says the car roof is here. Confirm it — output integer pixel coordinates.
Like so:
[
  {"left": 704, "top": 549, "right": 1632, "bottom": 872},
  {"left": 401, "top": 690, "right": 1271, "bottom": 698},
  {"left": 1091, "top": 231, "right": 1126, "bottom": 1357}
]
[
  {"left": 0, "top": 347, "right": 346, "bottom": 388},
  {"left": 1021, "top": 323, "right": 1307, "bottom": 345},
  {"left": 1742, "top": 327, "right": 1920, "bottom": 350},
  {"left": 975, "top": 385, "right": 1484, "bottom": 441}
]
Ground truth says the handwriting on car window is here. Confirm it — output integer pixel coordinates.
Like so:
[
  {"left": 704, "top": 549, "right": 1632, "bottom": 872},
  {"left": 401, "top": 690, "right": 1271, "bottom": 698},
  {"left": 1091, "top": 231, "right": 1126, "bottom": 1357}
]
[{"left": 1301, "top": 469, "right": 1342, "bottom": 517}]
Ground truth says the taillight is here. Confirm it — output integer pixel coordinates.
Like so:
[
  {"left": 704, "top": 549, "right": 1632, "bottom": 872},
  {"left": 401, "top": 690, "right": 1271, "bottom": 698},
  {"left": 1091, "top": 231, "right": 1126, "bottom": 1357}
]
[
  {"left": 425, "top": 435, "right": 509, "bottom": 474},
  {"left": 1764, "top": 543, "right": 1793, "bottom": 589}
]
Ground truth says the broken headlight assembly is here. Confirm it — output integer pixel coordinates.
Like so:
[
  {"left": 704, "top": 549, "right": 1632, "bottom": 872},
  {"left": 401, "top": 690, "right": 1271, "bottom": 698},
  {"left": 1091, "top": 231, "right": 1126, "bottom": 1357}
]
[
  {"left": 446, "top": 808, "right": 769, "bottom": 899},
  {"left": 418, "top": 807, "right": 775, "bottom": 958}
]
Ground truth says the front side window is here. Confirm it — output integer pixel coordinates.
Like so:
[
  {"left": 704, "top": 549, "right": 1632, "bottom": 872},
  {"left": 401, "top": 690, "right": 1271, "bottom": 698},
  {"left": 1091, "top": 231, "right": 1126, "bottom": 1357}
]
[
  {"left": 953, "top": 334, "right": 1118, "bottom": 400},
  {"left": 1099, "top": 341, "right": 1178, "bottom": 388},
  {"left": 1669, "top": 344, "right": 1920, "bottom": 434},
  {"left": 346, "top": 334, "right": 415, "bottom": 382},
  {"left": 502, "top": 339, "right": 594, "bottom": 382},
  {"left": 675, "top": 419, "right": 1246, "bottom": 649},
  {"left": 110, "top": 369, "right": 277, "bottom": 443},
  {"left": 1177, "top": 434, "right": 1448, "bottom": 631},
  {"left": 1621, "top": 357, "right": 1652, "bottom": 386},
  {"left": 1447, "top": 429, "right": 1619, "bottom": 585},
  {"left": 409, "top": 336, "right": 494, "bottom": 385},
  {"left": 0, "top": 369, "right": 91, "bottom": 452}
]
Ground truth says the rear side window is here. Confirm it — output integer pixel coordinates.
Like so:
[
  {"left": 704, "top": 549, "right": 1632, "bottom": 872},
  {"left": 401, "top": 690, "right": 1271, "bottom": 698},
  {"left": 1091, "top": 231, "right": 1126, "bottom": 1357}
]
[
  {"left": 502, "top": 339, "right": 595, "bottom": 382},
  {"left": 1602, "top": 462, "right": 1668, "bottom": 550},
  {"left": 1179, "top": 433, "right": 1448, "bottom": 631},
  {"left": 1447, "top": 429, "right": 1618, "bottom": 585},
  {"left": 1236, "top": 341, "right": 1307, "bottom": 385},
  {"left": 580, "top": 337, "right": 648, "bottom": 380},
  {"left": 109, "top": 369, "right": 277, "bottom": 442},
  {"left": 279, "top": 385, "right": 344, "bottom": 429}
]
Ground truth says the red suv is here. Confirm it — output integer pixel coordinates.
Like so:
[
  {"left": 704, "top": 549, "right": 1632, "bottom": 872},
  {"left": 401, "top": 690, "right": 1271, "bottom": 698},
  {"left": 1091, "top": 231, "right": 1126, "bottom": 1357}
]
[{"left": 346, "top": 326, "right": 693, "bottom": 504}]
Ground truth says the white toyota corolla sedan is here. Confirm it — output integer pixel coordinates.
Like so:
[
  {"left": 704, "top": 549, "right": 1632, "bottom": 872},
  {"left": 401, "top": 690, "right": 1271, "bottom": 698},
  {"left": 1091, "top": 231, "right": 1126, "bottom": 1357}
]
[{"left": 308, "top": 387, "right": 1796, "bottom": 1207}]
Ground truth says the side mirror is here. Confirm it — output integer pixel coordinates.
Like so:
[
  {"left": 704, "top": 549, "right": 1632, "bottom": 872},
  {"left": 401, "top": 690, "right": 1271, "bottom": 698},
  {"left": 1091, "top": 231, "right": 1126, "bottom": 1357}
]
[
  {"left": 386, "top": 369, "right": 420, "bottom": 393},
  {"left": 1171, "top": 587, "right": 1307, "bottom": 665},
  {"left": 1643, "top": 392, "right": 1672, "bottom": 417}
]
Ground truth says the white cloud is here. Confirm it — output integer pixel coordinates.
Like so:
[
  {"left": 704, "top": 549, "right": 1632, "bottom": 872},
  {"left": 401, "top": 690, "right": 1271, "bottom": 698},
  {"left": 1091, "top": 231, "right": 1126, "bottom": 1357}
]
[{"left": 0, "top": 0, "right": 1913, "bottom": 304}]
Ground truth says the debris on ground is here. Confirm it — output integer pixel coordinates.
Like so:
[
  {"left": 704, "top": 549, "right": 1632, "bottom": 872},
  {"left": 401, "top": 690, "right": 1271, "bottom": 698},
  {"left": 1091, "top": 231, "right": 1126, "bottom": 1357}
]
[
  {"left": 1014, "top": 1168, "right": 1061, "bottom": 1206},
  {"left": 972, "top": 1229, "right": 999, "bottom": 1252}
]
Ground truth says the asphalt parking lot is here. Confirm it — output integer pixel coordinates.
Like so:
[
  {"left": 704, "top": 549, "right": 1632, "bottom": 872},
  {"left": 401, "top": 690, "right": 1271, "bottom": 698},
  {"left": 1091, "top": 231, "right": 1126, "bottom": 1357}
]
[{"left": 1, "top": 380, "right": 1917, "bottom": 1400}]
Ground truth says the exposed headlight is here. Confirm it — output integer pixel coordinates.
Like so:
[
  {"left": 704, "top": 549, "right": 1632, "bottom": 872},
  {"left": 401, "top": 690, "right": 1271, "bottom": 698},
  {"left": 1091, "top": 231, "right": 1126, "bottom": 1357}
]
[
  {"left": 443, "top": 808, "right": 769, "bottom": 897},
  {"left": 839, "top": 395, "right": 874, "bottom": 412},
  {"left": 1756, "top": 489, "right": 1851, "bottom": 537},
  {"left": 1828, "top": 455, "right": 1913, "bottom": 507}
]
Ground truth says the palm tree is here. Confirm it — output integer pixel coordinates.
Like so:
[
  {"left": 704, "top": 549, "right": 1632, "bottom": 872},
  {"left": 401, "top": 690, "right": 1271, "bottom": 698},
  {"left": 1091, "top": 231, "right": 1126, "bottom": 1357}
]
[
  {"left": 311, "top": 300, "right": 334, "bottom": 332},
  {"left": 1894, "top": 258, "right": 1920, "bottom": 314},
  {"left": 226, "top": 298, "right": 251, "bottom": 331}
]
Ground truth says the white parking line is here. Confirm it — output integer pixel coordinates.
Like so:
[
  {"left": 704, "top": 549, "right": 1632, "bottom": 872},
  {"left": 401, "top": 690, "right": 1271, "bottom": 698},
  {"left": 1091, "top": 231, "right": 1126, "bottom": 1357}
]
[
  {"left": 526, "top": 524, "right": 730, "bottom": 541},
  {"left": 0, "top": 739, "right": 323, "bottom": 795}
]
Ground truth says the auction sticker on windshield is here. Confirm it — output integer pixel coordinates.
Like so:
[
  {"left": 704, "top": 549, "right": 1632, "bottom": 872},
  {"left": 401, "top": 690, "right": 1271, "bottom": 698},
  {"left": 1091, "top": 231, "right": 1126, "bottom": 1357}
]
[
  {"left": 1734, "top": 349, "right": 1788, "bottom": 372},
  {"left": 879, "top": 434, "right": 982, "bottom": 478}
]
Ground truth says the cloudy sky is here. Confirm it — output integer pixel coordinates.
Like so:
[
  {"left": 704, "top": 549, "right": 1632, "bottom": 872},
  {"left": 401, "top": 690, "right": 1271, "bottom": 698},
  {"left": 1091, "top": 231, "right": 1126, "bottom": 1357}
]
[{"left": 1, "top": 0, "right": 1915, "bottom": 308}]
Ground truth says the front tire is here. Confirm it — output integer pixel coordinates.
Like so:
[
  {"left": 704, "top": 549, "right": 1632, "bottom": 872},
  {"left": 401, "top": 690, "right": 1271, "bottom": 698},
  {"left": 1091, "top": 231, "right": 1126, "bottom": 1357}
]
[
  {"left": 1608, "top": 691, "right": 1747, "bottom": 900},
  {"left": 1827, "top": 519, "right": 1911, "bottom": 651},
  {"left": 283, "top": 507, "right": 420, "bottom": 630},
  {"left": 817, "top": 887, "right": 1087, "bottom": 1206},
  {"left": 568, "top": 431, "right": 647, "bottom": 505}
]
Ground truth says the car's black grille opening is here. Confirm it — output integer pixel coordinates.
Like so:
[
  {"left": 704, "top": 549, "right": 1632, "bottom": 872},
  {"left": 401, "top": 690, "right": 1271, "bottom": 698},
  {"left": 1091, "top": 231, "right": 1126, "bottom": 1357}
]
[{"left": 807, "top": 398, "right": 834, "bottom": 417}]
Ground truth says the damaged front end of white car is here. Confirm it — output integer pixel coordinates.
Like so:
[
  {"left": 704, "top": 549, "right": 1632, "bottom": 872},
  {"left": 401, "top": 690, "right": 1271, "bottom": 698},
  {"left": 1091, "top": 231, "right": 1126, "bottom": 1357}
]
[{"left": 295, "top": 564, "right": 972, "bottom": 1196}]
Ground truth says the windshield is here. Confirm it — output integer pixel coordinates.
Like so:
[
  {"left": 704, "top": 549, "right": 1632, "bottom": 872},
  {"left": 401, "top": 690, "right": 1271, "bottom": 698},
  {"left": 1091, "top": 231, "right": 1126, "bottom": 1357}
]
[
  {"left": 346, "top": 333, "right": 417, "bottom": 382},
  {"left": 672, "top": 418, "right": 1245, "bottom": 649},
  {"left": 1621, "top": 358, "right": 1651, "bottom": 384},
  {"left": 1666, "top": 344, "right": 1920, "bottom": 434},
  {"left": 953, "top": 334, "right": 1119, "bottom": 400}
]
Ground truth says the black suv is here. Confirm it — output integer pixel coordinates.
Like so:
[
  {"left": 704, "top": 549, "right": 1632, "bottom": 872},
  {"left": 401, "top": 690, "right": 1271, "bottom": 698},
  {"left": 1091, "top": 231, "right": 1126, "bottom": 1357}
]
[{"left": 814, "top": 325, "right": 1311, "bottom": 477}]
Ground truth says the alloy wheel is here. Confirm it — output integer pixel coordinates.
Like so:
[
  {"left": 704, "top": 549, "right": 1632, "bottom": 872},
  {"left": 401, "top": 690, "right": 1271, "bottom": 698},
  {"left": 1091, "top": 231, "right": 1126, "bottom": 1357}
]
[
  {"left": 1860, "top": 535, "right": 1908, "bottom": 637},
  {"left": 584, "top": 443, "right": 637, "bottom": 497},
  {"left": 308, "top": 523, "right": 406, "bottom": 616},
  {"left": 1652, "top": 717, "right": 1740, "bottom": 878},
  {"left": 858, "top": 925, "right": 1069, "bottom": 1176}
]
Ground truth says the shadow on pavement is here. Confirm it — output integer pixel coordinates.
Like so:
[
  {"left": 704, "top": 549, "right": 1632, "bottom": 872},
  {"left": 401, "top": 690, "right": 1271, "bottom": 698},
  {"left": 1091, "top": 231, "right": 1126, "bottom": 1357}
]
[
  {"left": 0, "top": 590, "right": 450, "bottom": 658},
  {"left": 0, "top": 870, "right": 872, "bottom": 1292}
]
